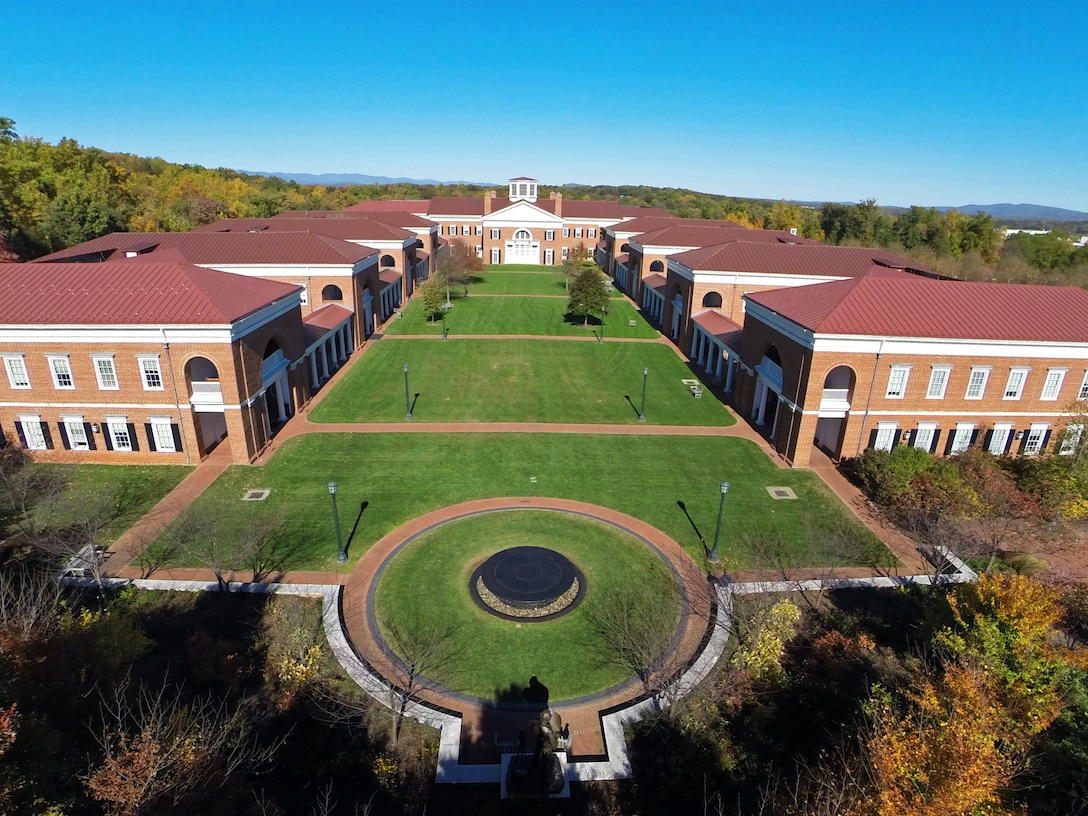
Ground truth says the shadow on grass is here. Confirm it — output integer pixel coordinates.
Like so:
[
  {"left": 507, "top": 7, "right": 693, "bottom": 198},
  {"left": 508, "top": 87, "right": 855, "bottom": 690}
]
[
  {"left": 562, "top": 312, "right": 603, "bottom": 328},
  {"left": 676, "top": 500, "right": 709, "bottom": 558},
  {"left": 464, "top": 675, "right": 554, "bottom": 763},
  {"left": 623, "top": 394, "right": 642, "bottom": 418},
  {"left": 409, "top": 392, "right": 420, "bottom": 416},
  {"left": 344, "top": 500, "right": 369, "bottom": 552}
]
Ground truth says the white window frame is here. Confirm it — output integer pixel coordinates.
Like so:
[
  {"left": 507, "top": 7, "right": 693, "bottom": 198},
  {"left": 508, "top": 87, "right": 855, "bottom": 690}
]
[
  {"left": 17, "top": 414, "right": 46, "bottom": 450},
  {"left": 474, "top": 225, "right": 482, "bottom": 236},
  {"left": 574, "top": 228, "right": 583, "bottom": 239},
  {"left": 545, "top": 230, "right": 554, "bottom": 241},
  {"left": 137, "top": 355, "right": 164, "bottom": 391},
  {"left": 462, "top": 225, "right": 470, "bottom": 236},
  {"left": 105, "top": 415, "right": 132, "bottom": 452},
  {"left": 46, "top": 354, "right": 75, "bottom": 389},
  {"left": 965, "top": 366, "right": 990, "bottom": 400},
  {"left": 61, "top": 415, "right": 89, "bottom": 451},
  {"left": 1078, "top": 371, "right": 1088, "bottom": 401},
  {"left": 544, "top": 248, "right": 554, "bottom": 265},
  {"left": 149, "top": 415, "right": 176, "bottom": 452},
  {"left": 1040, "top": 368, "right": 1067, "bottom": 401},
  {"left": 3, "top": 354, "right": 30, "bottom": 389},
  {"left": 561, "top": 247, "right": 569, "bottom": 260},
  {"left": 92, "top": 355, "right": 119, "bottom": 390},
  {"left": 1003, "top": 367, "right": 1029, "bottom": 400},
  {"left": 1060, "top": 424, "right": 1084, "bottom": 456},
  {"left": 1023, "top": 423, "right": 1048, "bottom": 456},
  {"left": 988, "top": 423, "right": 1013, "bottom": 455},
  {"left": 562, "top": 228, "right": 570, "bottom": 238},
  {"left": 588, "top": 229, "right": 596, "bottom": 239},
  {"left": 490, "top": 228, "right": 500, "bottom": 240},
  {"left": 950, "top": 422, "right": 975, "bottom": 454},
  {"left": 913, "top": 422, "right": 938, "bottom": 451},
  {"left": 885, "top": 365, "right": 911, "bottom": 399},
  {"left": 490, "top": 247, "right": 500, "bottom": 264},
  {"left": 874, "top": 423, "right": 898, "bottom": 452},
  {"left": 926, "top": 366, "right": 951, "bottom": 399},
  {"left": 293, "top": 281, "right": 308, "bottom": 306}
]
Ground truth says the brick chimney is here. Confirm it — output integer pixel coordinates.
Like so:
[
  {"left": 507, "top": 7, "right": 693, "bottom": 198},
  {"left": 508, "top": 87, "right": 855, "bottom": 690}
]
[
  {"left": 553, "top": 192, "right": 562, "bottom": 217},
  {"left": 483, "top": 190, "right": 495, "bottom": 215}
]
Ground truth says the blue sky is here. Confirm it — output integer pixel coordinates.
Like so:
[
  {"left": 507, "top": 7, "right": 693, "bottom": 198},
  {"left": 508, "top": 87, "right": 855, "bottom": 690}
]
[{"left": 5, "top": 1, "right": 1085, "bottom": 211}]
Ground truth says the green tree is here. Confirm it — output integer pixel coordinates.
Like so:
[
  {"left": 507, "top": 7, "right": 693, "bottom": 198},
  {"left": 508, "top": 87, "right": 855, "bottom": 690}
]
[
  {"left": 766, "top": 200, "right": 804, "bottom": 232},
  {"left": 418, "top": 273, "right": 445, "bottom": 323},
  {"left": 566, "top": 267, "right": 609, "bottom": 325}
]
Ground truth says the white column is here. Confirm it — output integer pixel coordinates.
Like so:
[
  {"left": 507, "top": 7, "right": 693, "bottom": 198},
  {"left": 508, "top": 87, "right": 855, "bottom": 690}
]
[
  {"left": 755, "top": 382, "right": 768, "bottom": 424},
  {"left": 320, "top": 344, "right": 330, "bottom": 379},
  {"left": 345, "top": 322, "right": 354, "bottom": 352},
  {"left": 724, "top": 356, "right": 734, "bottom": 392},
  {"left": 715, "top": 346, "right": 724, "bottom": 379},
  {"left": 309, "top": 354, "right": 319, "bottom": 388},
  {"left": 275, "top": 376, "right": 288, "bottom": 421}
]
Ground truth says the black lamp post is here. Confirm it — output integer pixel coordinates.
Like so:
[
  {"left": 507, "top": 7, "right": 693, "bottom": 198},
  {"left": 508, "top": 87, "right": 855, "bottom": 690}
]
[
  {"left": 328, "top": 481, "right": 346, "bottom": 563},
  {"left": 710, "top": 481, "right": 729, "bottom": 562},
  {"left": 441, "top": 308, "right": 448, "bottom": 340},
  {"left": 403, "top": 363, "right": 412, "bottom": 419},
  {"left": 639, "top": 367, "right": 649, "bottom": 423}
]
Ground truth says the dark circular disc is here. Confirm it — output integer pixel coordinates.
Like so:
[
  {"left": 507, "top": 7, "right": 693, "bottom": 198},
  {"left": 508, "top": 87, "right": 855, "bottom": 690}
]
[{"left": 476, "top": 546, "right": 578, "bottom": 608}]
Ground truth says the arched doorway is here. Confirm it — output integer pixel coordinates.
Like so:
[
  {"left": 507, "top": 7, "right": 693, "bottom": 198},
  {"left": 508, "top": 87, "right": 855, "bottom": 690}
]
[
  {"left": 701, "top": 291, "right": 723, "bottom": 308},
  {"left": 322, "top": 284, "right": 343, "bottom": 302},
  {"left": 649, "top": 260, "right": 664, "bottom": 273},
  {"left": 185, "top": 355, "right": 227, "bottom": 456},
  {"left": 814, "top": 365, "right": 856, "bottom": 458},
  {"left": 505, "top": 228, "right": 540, "bottom": 264},
  {"left": 380, "top": 254, "right": 396, "bottom": 268}
]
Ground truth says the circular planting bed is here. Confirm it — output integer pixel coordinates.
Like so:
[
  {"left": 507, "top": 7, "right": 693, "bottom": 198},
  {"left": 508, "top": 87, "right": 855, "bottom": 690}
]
[{"left": 372, "top": 509, "right": 683, "bottom": 702}]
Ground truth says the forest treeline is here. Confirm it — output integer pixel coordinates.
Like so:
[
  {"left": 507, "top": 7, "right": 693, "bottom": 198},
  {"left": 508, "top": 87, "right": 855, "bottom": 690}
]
[{"left": 1, "top": 117, "right": 1086, "bottom": 284}]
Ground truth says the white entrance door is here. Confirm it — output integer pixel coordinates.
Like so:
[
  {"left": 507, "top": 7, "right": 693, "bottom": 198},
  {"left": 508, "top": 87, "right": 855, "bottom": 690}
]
[{"left": 505, "top": 229, "right": 540, "bottom": 264}]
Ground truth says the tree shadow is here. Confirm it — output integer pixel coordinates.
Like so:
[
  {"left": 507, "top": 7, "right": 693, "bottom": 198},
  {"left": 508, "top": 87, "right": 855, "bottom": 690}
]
[
  {"left": 562, "top": 312, "right": 603, "bottom": 328},
  {"left": 463, "top": 675, "right": 554, "bottom": 765}
]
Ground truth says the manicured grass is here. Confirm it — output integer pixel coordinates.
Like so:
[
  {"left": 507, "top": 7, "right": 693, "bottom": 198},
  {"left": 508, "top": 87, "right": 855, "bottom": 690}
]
[
  {"left": 467, "top": 270, "right": 625, "bottom": 298},
  {"left": 31, "top": 464, "right": 192, "bottom": 544},
  {"left": 374, "top": 510, "right": 679, "bottom": 700},
  {"left": 161, "top": 433, "right": 888, "bottom": 572},
  {"left": 310, "top": 339, "right": 732, "bottom": 425},
  {"left": 383, "top": 296, "right": 657, "bottom": 339}
]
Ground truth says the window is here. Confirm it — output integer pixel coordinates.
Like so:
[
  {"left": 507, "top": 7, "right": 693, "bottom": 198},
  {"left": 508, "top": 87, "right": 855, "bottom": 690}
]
[
  {"left": 885, "top": 365, "right": 911, "bottom": 398},
  {"left": 3, "top": 355, "right": 30, "bottom": 389},
  {"left": 474, "top": 225, "right": 482, "bottom": 236},
  {"left": 462, "top": 226, "right": 471, "bottom": 236},
  {"left": 950, "top": 423, "right": 975, "bottom": 454},
  {"left": 490, "top": 248, "right": 500, "bottom": 264},
  {"left": 149, "top": 416, "right": 176, "bottom": 452},
  {"left": 1060, "top": 424, "right": 1084, "bottom": 456},
  {"left": 574, "top": 228, "right": 583, "bottom": 238},
  {"left": 92, "top": 355, "right": 119, "bottom": 390},
  {"left": 965, "top": 366, "right": 990, "bottom": 399},
  {"left": 293, "top": 281, "right": 308, "bottom": 305},
  {"left": 106, "top": 416, "right": 132, "bottom": 452},
  {"left": 1023, "top": 423, "right": 1048, "bottom": 455},
  {"left": 544, "top": 249, "right": 554, "bottom": 265},
  {"left": 545, "top": 230, "right": 554, "bottom": 241},
  {"left": 913, "top": 422, "right": 937, "bottom": 451},
  {"left": 62, "top": 416, "right": 89, "bottom": 451},
  {"left": 490, "top": 228, "right": 500, "bottom": 240},
  {"left": 1003, "top": 367, "right": 1029, "bottom": 399},
  {"left": 17, "top": 414, "right": 47, "bottom": 450},
  {"left": 562, "top": 228, "right": 570, "bottom": 238},
  {"left": 1040, "top": 368, "right": 1067, "bottom": 401},
  {"left": 874, "top": 423, "right": 898, "bottom": 452},
  {"left": 588, "top": 229, "right": 596, "bottom": 239},
  {"left": 926, "top": 366, "right": 951, "bottom": 399},
  {"left": 988, "top": 423, "right": 1013, "bottom": 455},
  {"left": 138, "top": 356, "right": 163, "bottom": 390},
  {"left": 47, "top": 355, "right": 74, "bottom": 389},
  {"left": 561, "top": 247, "right": 569, "bottom": 260}
]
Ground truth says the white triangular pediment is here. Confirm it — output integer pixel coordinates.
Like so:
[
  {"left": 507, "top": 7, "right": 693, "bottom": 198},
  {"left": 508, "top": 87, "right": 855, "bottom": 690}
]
[{"left": 484, "top": 199, "right": 562, "bottom": 227}]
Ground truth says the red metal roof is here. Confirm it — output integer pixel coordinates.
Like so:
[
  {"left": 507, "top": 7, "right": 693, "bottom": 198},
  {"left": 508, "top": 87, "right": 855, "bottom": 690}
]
[
  {"left": 0, "top": 260, "right": 299, "bottom": 325},
  {"left": 635, "top": 224, "right": 816, "bottom": 250},
  {"left": 304, "top": 303, "right": 353, "bottom": 330},
  {"left": 642, "top": 273, "right": 668, "bottom": 291},
  {"left": 343, "top": 200, "right": 428, "bottom": 213},
  {"left": 196, "top": 217, "right": 413, "bottom": 242},
  {"left": 672, "top": 241, "right": 923, "bottom": 278},
  {"left": 693, "top": 310, "right": 744, "bottom": 350},
  {"left": 378, "top": 270, "right": 401, "bottom": 284},
  {"left": 424, "top": 197, "right": 671, "bottom": 220},
  {"left": 746, "top": 274, "right": 1088, "bottom": 343}
]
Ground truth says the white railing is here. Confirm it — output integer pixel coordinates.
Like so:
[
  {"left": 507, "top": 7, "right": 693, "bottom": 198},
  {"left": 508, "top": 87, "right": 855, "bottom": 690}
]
[
  {"left": 822, "top": 388, "right": 849, "bottom": 402},
  {"left": 191, "top": 382, "right": 222, "bottom": 395}
]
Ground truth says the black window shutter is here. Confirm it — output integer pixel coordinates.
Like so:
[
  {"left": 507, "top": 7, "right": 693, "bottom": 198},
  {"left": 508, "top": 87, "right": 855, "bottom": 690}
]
[
  {"left": 868, "top": 429, "right": 879, "bottom": 450},
  {"left": 39, "top": 423, "right": 52, "bottom": 450},
  {"left": 1018, "top": 433, "right": 1029, "bottom": 454},
  {"left": 103, "top": 427, "right": 113, "bottom": 451},
  {"left": 892, "top": 430, "right": 902, "bottom": 447},
  {"left": 84, "top": 422, "right": 97, "bottom": 451},
  {"left": 1004, "top": 432, "right": 1014, "bottom": 454},
  {"left": 0, "top": 423, "right": 6, "bottom": 448},
  {"left": 969, "top": 430, "right": 980, "bottom": 448},
  {"left": 944, "top": 434, "right": 956, "bottom": 456},
  {"left": 930, "top": 430, "right": 941, "bottom": 453},
  {"left": 58, "top": 423, "right": 71, "bottom": 450},
  {"left": 144, "top": 423, "right": 155, "bottom": 451},
  {"left": 1041, "top": 430, "right": 1052, "bottom": 452},
  {"left": 15, "top": 422, "right": 27, "bottom": 448},
  {"left": 127, "top": 423, "right": 139, "bottom": 452},
  {"left": 171, "top": 425, "right": 183, "bottom": 452},
  {"left": 982, "top": 430, "right": 993, "bottom": 452}
]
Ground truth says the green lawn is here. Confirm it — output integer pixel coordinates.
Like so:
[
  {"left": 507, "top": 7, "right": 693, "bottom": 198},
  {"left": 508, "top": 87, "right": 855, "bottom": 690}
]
[
  {"left": 383, "top": 295, "right": 657, "bottom": 339},
  {"left": 310, "top": 339, "right": 732, "bottom": 425},
  {"left": 375, "top": 510, "right": 679, "bottom": 700},
  {"left": 31, "top": 464, "right": 192, "bottom": 544},
  {"left": 157, "top": 433, "right": 888, "bottom": 573},
  {"left": 465, "top": 270, "right": 625, "bottom": 298}
]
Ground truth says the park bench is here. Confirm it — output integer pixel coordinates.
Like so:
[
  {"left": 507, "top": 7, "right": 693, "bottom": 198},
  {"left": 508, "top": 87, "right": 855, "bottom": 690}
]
[{"left": 681, "top": 378, "right": 704, "bottom": 398}]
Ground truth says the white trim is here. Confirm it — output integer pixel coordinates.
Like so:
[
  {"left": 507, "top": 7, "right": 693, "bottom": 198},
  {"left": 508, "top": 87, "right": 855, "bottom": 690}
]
[
  {"left": 874, "top": 422, "right": 897, "bottom": 452},
  {"left": 46, "top": 354, "right": 75, "bottom": 389},
  {"left": 913, "top": 421, "right": 938, "bottom": 450},
  {"left": 16, "top": 413, "right": 46, "bottom": 450},
  {"left": 2, "top": 354, "right": 30, "bottom": 389},
  {"left": 104, "top": 414, "right": 133, "bottom": 452},
  {"left": 950, "top": 422, "right": 975, "bottom": 454},
  {"left": 61, "top": 415, "right": 90, "bottom": 451},
  {"left": 1003, "top": 367, "right": 1030, "bottom": 400},
  {"left": 91, "top": 354, "right": 119, "bottom": 390},
  {"left": 149, "top": 417, "right": 176, "bottom": 452},
  {"left": 1023, "top": 422, "right": 1049, "bottom": 455},
  {"left": 1040, "top": 368, "right": 1067, "bottom": 401},
  {"left": 988, "top": 422, "right": 1013, "bottom": 455},
  {"left": 965, "top": 366, "right": 990, "bottom": 400},
  {"left": 926, "top": 365, "right": 951, "bottom": 399},
  {"left": 885, "top": 364, "right": 911, "bottom": 399},
  {"left": 136, "top": 354, "right": 165, "bottom": 391}
]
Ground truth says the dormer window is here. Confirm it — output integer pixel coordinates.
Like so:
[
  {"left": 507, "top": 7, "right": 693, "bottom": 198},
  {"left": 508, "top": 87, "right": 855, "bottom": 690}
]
[{"left": 508, "top": 178, "right": 538, "bottom": 202}]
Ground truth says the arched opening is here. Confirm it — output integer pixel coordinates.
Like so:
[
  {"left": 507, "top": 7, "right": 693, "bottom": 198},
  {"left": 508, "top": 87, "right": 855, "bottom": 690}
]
[
  {"left": 262, "top": 337, "right": 292, "bottom": 435},
  {"left": 650, "top": 260, "right": 664, "bottom": 273},
  {"left": 701, "top": 291, "right": 723, "bottom": 308},
  {"left": 322, "top": 284, "right": 343, "bottom": 301},
  {"left": 814, "top": 365, "right": 857, "bottom": 459},
  {"left": 620, "top": 243, "right": 631, "bottom": 253},
  {"left": 380, "top": 254, "right": 396, "bottom": 268},
  {"left": 513, "top": 229, "right": 532, "bottom": 241},
  {"left": 752, "top": 344, "right": 785, "bottom": 437},
  {"left": 184, "top": 355, "right": 227, "bottom": 457}
]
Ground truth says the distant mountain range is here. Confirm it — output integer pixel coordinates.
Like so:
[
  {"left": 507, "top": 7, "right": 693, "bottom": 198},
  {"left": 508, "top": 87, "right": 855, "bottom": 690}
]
[
  {"left": 240, "top": 170, "right": 1087, "bottom": 221},
  {"left": 241, "top": 171, "right": 494, "bottom": 187}
]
